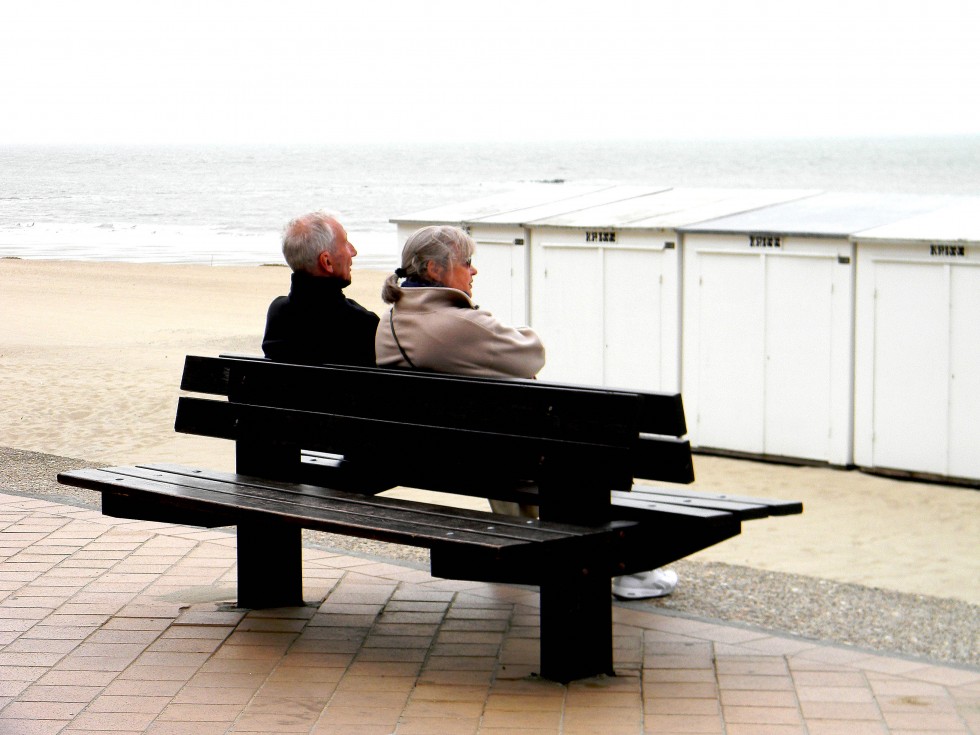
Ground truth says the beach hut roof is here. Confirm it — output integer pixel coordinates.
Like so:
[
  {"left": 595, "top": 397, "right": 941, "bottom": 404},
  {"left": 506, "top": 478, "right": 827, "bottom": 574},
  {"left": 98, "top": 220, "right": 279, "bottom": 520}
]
[
  {"left": 511, "top": 187, "right": 819, "bottom": 229},
  {"left": 852, "top": 196, "right": 980, "bottom": 243},
  {"left": 622, "top": 188, "right": 820, "bottom": 229},
  {"left": 389, "top": 184, "right": 613, "bottom": 225},
  {"left": 470, "top": 185, "right": 672, "bottom": 225},
  {"left": 677, "top": 192, "right": 961, "bottom": 237},
  {"left": 392, "top": 188, "right": 976, "bottom": 238}
]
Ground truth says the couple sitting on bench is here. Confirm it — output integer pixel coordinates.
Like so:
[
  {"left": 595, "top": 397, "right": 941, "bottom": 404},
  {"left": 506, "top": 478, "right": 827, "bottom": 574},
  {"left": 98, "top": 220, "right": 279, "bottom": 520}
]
[{"left": 261, "top": 211, "right": 679, "bottom": 600}]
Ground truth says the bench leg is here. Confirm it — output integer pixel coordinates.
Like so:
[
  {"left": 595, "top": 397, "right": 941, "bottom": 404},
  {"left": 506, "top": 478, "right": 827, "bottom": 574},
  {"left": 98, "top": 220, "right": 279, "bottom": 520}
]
[
  {"left": 236, "top": 522, "right": 304, "bottom": 608},
  {"left": 539, "top": 573, "right": 614, "bottom": 682}
]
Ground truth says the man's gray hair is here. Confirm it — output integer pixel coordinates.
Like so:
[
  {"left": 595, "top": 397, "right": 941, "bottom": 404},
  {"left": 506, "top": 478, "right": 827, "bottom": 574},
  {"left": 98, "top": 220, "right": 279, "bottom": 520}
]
[
  {"left": 282, "top": 211, "right": 340, "bottom": 273},
  {"left": 382, "top": 225, "right": 476, "bottom": 303}
]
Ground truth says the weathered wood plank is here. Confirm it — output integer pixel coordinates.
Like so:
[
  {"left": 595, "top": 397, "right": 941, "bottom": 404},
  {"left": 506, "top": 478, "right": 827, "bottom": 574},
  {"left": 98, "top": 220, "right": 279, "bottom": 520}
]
[
  {"left": 626, "top": 486, "right": 803, "bottom": 516},
  {"left": 188, "top": 355, "right": 689, "bottom": 437},
  {"left": 58, "top": 466, "right": 627, "bottom": 555}
]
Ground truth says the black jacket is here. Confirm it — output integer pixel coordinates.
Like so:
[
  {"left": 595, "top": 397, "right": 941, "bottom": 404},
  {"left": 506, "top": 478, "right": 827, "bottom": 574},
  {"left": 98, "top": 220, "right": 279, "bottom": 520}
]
[{"left": 262, "top": 272, "right": 380, "bottom": 366}]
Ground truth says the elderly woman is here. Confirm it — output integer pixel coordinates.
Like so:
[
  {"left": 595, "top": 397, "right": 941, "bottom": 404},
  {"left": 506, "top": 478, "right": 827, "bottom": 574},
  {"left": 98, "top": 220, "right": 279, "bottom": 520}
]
[
  {"left": 375, "top": 225, "right": 677, "bottom": 599},
  {"left": 375, "top": 225, "right": 542, "bottom": 518},
  {"left": 375, "top": 225, "right": 544, "bottom": 377}
]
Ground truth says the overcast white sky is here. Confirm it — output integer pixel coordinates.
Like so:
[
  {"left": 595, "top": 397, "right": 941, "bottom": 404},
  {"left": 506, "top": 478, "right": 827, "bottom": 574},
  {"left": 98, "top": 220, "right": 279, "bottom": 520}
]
[{"left": 2, "top": 0, "right": 978, "bottom": 144}]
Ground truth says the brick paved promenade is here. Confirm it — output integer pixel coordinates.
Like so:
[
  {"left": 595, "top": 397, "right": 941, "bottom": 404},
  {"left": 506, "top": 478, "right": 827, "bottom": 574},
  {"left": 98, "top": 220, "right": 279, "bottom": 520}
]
[{"left": 1, "top": 491, "right": 977, "bottom": 734}]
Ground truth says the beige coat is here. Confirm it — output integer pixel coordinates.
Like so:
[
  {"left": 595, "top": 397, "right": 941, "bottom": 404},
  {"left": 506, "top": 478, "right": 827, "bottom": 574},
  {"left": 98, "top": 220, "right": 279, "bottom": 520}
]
[{"left": 375, "top": 286, "right": 545, "bottom": 378}]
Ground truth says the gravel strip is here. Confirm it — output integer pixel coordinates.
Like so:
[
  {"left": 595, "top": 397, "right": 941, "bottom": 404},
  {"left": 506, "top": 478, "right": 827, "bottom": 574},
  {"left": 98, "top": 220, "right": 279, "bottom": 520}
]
[
  {"left": 642, "top": 559, "right": 979, "bottom": 668},
  {"left": 3, "top": 446, "right": 976, "bottom": 669}
]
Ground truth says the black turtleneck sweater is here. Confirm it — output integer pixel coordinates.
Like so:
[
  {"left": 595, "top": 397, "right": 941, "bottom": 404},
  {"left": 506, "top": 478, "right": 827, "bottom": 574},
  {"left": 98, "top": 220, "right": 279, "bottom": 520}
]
[{"left": 262, "top": 271, "right": 380, "bottom": 366}]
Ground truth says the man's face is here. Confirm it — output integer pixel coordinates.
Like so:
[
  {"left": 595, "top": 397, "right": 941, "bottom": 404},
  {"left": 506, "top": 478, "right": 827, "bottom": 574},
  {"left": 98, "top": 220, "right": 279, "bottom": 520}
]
[{"left": 321, "top": 218, "right": 357, "bottom": 283}]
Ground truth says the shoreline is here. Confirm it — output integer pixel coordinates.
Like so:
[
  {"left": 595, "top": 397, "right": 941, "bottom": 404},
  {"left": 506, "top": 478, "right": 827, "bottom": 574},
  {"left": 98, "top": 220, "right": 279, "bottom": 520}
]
[
  {"left": 0, "top": 254, "right": 400, "bottom": 271},
  {"left": 0, "top": 217, "right": 401, "bottom": 269},
  {"left": 1, "top": 255, "right": 398, "bottom": 270}
]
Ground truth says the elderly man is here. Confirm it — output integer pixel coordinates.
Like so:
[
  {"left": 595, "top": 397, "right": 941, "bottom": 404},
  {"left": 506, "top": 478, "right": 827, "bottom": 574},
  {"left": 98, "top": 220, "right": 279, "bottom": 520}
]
[{"left": 262, "top": 212, "right": 379, "bottom": 366}]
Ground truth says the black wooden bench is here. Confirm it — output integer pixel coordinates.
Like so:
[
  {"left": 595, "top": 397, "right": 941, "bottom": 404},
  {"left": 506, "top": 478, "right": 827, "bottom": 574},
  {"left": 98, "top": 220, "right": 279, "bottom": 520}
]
[{"left": 58, "top": 355, "right": 801, "bottom": 682}]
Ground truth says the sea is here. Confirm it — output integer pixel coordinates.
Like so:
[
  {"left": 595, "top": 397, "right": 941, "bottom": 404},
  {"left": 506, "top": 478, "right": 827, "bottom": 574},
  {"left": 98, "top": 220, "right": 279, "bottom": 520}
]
[{"left": 2, "top": 136, "right": 979, "bottom": 269}]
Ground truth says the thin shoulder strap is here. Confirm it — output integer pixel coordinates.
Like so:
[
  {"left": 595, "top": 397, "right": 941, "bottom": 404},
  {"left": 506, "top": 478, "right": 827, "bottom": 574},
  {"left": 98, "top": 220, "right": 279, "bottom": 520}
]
[{"left": 388, "top": 306, "right": 416, "bottom": 369}]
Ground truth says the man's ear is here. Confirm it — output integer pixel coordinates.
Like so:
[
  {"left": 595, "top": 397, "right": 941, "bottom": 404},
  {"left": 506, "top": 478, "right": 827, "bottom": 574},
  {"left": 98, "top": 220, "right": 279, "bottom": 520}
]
[{"left": 319, "top": 250, "right": 334, "bottom": 275}]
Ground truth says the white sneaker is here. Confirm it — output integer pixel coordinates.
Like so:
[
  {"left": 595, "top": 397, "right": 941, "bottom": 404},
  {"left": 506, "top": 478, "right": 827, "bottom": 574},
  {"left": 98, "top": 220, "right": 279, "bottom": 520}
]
[{"left": 612, "top": 568, "right": 679, "bottom": 599}]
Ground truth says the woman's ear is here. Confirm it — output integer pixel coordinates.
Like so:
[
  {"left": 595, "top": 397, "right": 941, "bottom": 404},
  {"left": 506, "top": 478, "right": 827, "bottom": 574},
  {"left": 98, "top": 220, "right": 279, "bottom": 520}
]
[{"left": 424, "top": 260, "right": 444, "bottom": 283}]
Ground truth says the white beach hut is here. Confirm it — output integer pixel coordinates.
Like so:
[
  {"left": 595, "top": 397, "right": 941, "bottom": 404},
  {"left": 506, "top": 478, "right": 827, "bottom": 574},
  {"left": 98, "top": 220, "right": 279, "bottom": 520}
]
[
  {"left": 851, "top": 197, "right": 980, "bottom": 485},
  {"left": 677, "top": 192, "right": 959, "bottom": 467},
  {"left": 390, "top": 184, "right": 624, "bottom": 325},
  {"left": 462, "top": 185, "right": 672, "bottom": 325},
  {"left": 522, "top": 188, "right": 818, "bottom": 392}
]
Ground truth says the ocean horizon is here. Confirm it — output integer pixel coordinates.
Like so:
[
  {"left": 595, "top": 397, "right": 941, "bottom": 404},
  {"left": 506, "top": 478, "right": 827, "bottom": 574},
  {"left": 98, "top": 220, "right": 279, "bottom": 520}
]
[{"left": 2, "top": 136, "right": 979, "bottom": 268}]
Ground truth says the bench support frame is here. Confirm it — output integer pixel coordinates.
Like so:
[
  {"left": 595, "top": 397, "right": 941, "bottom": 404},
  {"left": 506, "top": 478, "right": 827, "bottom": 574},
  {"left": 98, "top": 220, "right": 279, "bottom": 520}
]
[
  {"left": 540, "top": 574, "right": 614, "bottom": 681},
  {"left": 237, "top": 522, "right": 304, "bottom": 609},
  {"left": 55, "top": 355, "right": 803, "bottom": 684}
]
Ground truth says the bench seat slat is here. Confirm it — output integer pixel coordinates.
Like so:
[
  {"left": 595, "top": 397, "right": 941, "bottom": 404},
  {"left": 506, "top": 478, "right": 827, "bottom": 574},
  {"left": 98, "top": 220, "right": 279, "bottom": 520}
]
[
  {"left": 613, "top": 490, "right": 773, "bottom": 520},
  {"left": 610, "top": 493, "right": 737, "bottom": 522},
  {"left": 628, "top": 486, "right": 803, "bottom": 516},
  {"left": 59, "top": 466, "right": 626, "bottom": 553},
  {"left": 140, "top": 464, "right": 608, "bottom": 540}
]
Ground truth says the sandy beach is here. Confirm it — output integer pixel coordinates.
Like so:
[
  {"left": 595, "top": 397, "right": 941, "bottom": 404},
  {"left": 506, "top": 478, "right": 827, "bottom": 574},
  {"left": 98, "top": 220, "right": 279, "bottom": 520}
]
[{"left": 2, "top": 258, "right": 978, "bottom": 607}]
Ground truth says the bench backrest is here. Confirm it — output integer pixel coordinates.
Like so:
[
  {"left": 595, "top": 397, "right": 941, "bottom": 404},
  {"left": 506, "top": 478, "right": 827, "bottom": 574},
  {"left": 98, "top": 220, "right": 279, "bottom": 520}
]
[{"left": 176, "top": 355, "right": 693, "bottom": 524}]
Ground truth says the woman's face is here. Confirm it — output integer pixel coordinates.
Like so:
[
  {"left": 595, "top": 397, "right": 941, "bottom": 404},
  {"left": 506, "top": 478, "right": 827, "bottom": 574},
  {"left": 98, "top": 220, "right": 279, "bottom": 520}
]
[{"left": 428, "top": 253, "right": 478, "bottom": 297}]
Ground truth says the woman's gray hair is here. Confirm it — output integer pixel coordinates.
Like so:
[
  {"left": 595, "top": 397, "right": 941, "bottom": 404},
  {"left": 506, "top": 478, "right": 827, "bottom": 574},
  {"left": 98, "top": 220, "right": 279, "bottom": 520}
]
[
  {"left": 282, "top": 211, "right": 339, "bottom": 273},
  {"left": 382, "top": 225, "right": 476, "bottom": 303}
]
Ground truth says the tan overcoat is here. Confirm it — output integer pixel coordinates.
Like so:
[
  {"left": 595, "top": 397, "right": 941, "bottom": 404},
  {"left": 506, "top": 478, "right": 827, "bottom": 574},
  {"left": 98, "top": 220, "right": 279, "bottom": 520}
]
[{"left": 375, "top": 286, "right": 545, "bottom": 378}]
